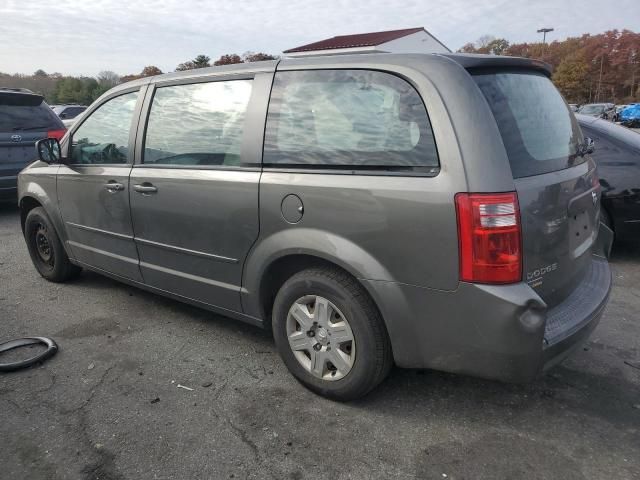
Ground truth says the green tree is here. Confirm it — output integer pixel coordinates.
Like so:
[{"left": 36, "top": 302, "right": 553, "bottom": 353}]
[
  {"left": 177, "top": 55, "right": 211, "bottom": 71},
  {"left": 553, "top": 52, "right": 590, "bottom": 102},
  {"left": 457, "top": 36, "right": 508, "bottom": 55},
  {"left": 486, "top": 38, "right": 510, "bottom": 55}
]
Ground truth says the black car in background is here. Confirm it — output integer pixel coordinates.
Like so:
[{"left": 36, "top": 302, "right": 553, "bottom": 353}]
[
  {"left": 52, "top": 105, "right": 87, "bottom": 120},
  {"left": 576, "top": 113, "right": 640, "bottom": 242},
  {"left": 0, "top": 88, "right": 65, "bottom": 201}
]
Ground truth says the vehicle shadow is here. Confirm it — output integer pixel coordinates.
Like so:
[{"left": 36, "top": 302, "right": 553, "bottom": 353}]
[
  {"left": 610, "top": 241, "right": 640, "bottom": 262},
  {"left": 76, "top": 268, "right": 639, "bottom": 425},
  {"left": 72, "top": 269, "right": 274, "bottom": 346},
  {"left": 0, "top": 202, "right": 19, "bottom": 218}
]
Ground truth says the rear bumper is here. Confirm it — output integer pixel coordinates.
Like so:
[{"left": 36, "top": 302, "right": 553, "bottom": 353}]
[{"left": 363, "top": 255, "right": 611, "bottom": 383}]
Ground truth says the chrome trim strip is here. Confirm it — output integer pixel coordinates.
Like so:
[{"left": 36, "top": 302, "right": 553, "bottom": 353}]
[
  {"left": 66, "top": 222, "right": 133, "bottom": 240},
  {"left": 135, "top": 237, "right": 238, "bottom": 264}
]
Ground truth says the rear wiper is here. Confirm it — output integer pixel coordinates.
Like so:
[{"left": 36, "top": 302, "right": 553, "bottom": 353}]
[{"left": 12, "top": 125, "right": 50, "bottom": 131}]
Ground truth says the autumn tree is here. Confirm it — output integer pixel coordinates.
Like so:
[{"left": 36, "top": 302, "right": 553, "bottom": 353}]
[
  {"left": 242, "top": 51, "right": 278, "bottom": 62},
  {"left": 213, "top": 54, "right": 243, "bottom": 66},
  {"left": 141, "top": 66, "right": 163, "bottom": 77},
  {"left": 120, "top": 66, "right": 163, "bottom": 83},
  {"left": 459, "top": 29, "right": 640, "bottom": 103}
]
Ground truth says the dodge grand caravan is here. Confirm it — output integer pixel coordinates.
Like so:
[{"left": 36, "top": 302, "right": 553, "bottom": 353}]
[{"left": 19, "top": 54, "right": 612, "bottom": 400}]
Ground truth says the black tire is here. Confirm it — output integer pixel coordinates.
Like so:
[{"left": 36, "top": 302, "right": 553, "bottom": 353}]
[
  {"left": 272, "top": 267, "right": 392, "bottom": 401},
  {"left": 24, "top": 207, "right": 81, "bottom": 282}
]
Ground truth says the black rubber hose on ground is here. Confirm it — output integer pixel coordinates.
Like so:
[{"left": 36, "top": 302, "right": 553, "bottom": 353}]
[{"left": 0, "top": 337, "right": 58, "bottom": 372}]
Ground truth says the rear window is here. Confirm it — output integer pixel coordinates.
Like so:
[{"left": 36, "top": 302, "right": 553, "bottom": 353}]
[
  {"left": 473, "top": 71, "right": 583, "bottom": 178},
  {"left": 264, "top": 69, "right": 439, "bottom": 172},
  {"left": 0, "top": 93, "right": 62, "bottom": 132}
]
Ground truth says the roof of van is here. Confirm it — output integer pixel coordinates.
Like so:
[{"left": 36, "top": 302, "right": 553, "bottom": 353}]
[{"left": 110, "top": 53, "right": 552, "bottom": 94}]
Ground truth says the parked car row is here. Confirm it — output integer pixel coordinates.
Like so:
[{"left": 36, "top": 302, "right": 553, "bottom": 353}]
[
  {"left": 576, "top": 114, "right": 640, "bottom": 242},
  {"left": 618, "top": 103, "right": 640, "bottom": 127},
  {"left": 572, "top": 102, "right": 640, "bottom": 125},
  {"left": 577, "top": 103, "right": 616, "bottom": 119}
]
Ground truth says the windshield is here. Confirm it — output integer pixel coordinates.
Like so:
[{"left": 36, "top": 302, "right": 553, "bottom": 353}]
[{"left": 474, "top": 71, "right": 583, "bottom": 178}]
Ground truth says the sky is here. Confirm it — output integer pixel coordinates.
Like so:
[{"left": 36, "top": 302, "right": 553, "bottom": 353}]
[{"left": 1, "top": 0, "right": 639, "bottom": 76}]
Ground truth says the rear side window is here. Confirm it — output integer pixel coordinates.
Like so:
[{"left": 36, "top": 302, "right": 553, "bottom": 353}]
[
  {"left": 71, "top": 91, "right": 139, "bottom": 165},
  {"left": 0, "top": 93, "right": 62, "bottom": 131},
  {"left": 263, "top": 70, "right": 439, "bottom": 172},
  {"left": 143, "top": 80, "right": 253, "bottom": 167},
  {"left": 473, "top": 71, "right": 583, "bottom": 178}
]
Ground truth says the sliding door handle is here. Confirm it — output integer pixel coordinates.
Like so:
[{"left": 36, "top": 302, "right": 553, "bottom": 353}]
[
  {"left": 104, "top": 182, "right": 124, "bottom": 192},
  {"left": 133, "top": 183, "right": 158, "bottom": 194}
]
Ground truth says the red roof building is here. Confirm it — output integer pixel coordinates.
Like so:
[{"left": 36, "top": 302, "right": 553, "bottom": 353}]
[{"left": 284, "top": 27, "right": 450, "bottom": 57}]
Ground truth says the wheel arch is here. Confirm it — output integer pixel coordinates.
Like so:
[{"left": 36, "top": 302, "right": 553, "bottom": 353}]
[
  {"left": 241, "top": 229, "right": 394, "bottom": 332},
  {"left": 19, "top": 195, "right": 43, "bottom": 233},
  {"left": 19, "top": 189, "right": 71, "bottom": 258}
]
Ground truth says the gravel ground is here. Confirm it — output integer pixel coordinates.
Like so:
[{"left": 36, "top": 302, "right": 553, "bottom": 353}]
[{"left": 1, "top": 203, "right": 639, "bottom": 480}]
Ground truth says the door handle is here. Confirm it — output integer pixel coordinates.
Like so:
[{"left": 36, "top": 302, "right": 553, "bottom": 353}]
[
  {"left": 104, "top": 182, "right": 124, "bottom": 192},
  {"left": 133, "top": 183, "right": 158, "bottom": 194}
]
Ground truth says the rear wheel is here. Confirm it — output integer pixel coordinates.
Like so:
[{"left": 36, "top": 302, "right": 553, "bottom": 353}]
[
  {"left": 24, "top": 207, "right": 81, "bottom": 282},
  {"left": 272, "top": 267, "right": 392, "bottom": 401}
]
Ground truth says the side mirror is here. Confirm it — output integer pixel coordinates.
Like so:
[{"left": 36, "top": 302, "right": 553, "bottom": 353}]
[
  {"left": 35, "top": 138, "right": 62, "bottom": 164},
  {"left": 60, "top": 112, "right": 67, "bottom": 119},
  {"left": 585, "top": 137, "right": 595, "bottom": 154}
]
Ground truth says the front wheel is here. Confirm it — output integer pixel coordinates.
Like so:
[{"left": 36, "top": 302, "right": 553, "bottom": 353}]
[
  {"left": 24, "top": 207, "right": 81, "bottom": 282},
  {"left": 272, "top": 267, "right": 392, "bottom": 401}
]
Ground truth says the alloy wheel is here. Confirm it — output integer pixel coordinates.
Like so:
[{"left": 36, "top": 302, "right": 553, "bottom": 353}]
[{"left": 286, "top": 295, "right": 356, "bottom": 381}]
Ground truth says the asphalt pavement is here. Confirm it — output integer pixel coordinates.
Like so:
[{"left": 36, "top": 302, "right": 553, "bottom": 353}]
[{"left": 1, "top": 203, "right": 639, "bottom": 480}]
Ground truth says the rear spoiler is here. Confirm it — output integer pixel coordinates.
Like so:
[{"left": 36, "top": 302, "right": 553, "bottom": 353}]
[
  {"left": 0, "top": 91, "right": 44, "bottom": 106},
  {"left": 438, "top": 53, "right": 553, "bottom": 77}
]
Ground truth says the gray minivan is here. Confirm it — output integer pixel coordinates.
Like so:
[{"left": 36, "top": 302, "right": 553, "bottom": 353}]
[{"left": 19, "top": 54, "right": 612, "bottom": 400}]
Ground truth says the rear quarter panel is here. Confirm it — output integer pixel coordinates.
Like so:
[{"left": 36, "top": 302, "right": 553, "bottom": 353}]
[{"left": 242, "top": 54, "right": 516, "bottom": 319}]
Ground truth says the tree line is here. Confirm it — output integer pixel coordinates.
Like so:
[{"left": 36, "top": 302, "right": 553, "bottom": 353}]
[
  {"left": 2, "top": 30, "right": 638, "bottom": 106},
  {"left": 0, "top": 51, "right": 277, "bottom": 105},
  {"left": 460, "top": 29, "right": 639, "bottom": 104}
]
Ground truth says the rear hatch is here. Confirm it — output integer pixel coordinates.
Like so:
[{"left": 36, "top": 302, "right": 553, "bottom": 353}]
[
  {"left": 473, "top": 70, "right": 600, "bottom": 308},
  {"left": 0, "top": 91, "right": 64, "bottom": 190}
]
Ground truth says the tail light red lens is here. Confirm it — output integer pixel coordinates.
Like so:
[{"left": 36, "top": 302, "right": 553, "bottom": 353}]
[
  {"left": 47, "top": 129, "right": 66, "bottom": 140},
  {"left": 455, "top": 192, "right": 522, "bottom": 284}
]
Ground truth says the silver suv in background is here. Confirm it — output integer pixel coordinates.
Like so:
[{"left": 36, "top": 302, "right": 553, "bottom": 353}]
[
  {"left": 0, "top": 88, "right": 65, "bottom": 201},
  {"left": 19, "top": 54, "right": 612, "bottom": 400}
]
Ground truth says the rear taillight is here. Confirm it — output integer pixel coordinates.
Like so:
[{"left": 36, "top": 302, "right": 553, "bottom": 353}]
[
  {"left": 47, "top": 129, "right": 66, "bottom": 140},
  {"left": 455, "top": 192, "right": 522, "bottom": 284}
]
